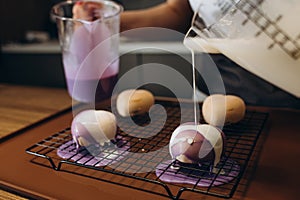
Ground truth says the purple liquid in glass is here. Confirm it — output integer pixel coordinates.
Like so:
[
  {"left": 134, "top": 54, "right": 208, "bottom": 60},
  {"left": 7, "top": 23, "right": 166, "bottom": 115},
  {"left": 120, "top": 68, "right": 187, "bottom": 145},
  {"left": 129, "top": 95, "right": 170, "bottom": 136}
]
[
  {"left": 61, "top": 19, "right": 120, "bottom": 104},
  {"left": 66, "top": 73, "right": 118, "bottom": 103}
]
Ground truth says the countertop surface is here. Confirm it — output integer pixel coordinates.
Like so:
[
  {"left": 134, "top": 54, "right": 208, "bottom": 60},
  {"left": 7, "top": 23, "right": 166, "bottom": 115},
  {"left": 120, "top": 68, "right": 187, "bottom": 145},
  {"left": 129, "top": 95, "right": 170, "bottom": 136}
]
[
  {"left": 1, "top": 84, "right": 300, "bottom": 200},
  {"left": 0, "top": 84, "right": 72, "bottom": 199},
  {"left": 0, "top": 84, "right": 72, "bottom": 139},
  {"left": 1, "top": 38, "right": 191, "bottom": 55}
]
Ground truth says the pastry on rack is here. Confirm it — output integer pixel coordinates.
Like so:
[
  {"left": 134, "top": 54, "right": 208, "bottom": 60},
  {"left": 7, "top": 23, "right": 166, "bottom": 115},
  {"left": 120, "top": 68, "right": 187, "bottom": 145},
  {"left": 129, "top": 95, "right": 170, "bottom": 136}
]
[
  {"left": 202, "top": 94, "right": 246, "bottom": 127},
  {"left": 71, "top": 110, "right": 117, "bottom": 148},
  {"left": 116, "top": 89, "right": 155, "bottom": 117},
  {"left": 169, "top": 123, "right": 225, "bottom": 170}
]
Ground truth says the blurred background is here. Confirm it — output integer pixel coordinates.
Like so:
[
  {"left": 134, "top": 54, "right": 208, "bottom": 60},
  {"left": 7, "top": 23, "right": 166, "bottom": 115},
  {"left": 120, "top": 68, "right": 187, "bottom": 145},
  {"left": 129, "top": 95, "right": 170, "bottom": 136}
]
[
  {"left": 0, "top": 0, "right": 194, "bottom": 99},
  {"left": 0, "top": 0, "right": 165, "bottom": 44}
]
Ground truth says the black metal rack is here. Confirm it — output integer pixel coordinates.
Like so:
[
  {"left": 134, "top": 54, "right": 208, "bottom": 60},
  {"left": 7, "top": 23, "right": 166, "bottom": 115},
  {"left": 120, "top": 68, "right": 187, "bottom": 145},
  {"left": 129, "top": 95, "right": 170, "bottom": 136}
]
[{"left": 26, "top": 101, "right": 268, "bottom": 199}]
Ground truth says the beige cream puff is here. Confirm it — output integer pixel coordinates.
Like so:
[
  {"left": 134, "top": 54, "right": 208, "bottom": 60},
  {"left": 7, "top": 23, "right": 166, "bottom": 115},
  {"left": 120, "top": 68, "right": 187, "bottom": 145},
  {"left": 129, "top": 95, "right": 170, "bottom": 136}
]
[
  {"left": 116, "top": 89, "right": 155, "bottom": 117},
  {"left": 202, "top": 94, "right": 246, "bottom": 126}
]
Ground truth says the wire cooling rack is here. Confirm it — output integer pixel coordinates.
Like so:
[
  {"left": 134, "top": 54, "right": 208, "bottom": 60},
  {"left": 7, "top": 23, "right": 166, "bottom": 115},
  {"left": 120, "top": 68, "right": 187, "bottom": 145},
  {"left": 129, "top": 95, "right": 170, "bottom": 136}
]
[{"left": 26, "top": 100, "right": 268, "bottom": 199}]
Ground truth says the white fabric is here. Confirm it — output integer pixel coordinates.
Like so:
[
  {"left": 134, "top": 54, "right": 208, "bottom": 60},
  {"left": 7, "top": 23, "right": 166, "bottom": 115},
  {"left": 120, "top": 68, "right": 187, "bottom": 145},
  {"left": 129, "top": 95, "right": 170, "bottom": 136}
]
[
  {"left": 189, "top": 0, "right": 201, "bottom": 12},
  {"left": 187, "top": 0, "right": 300, "bottom": 98},
  {"left": 189, "top": 0, "right": 238, "bottom": 28}
]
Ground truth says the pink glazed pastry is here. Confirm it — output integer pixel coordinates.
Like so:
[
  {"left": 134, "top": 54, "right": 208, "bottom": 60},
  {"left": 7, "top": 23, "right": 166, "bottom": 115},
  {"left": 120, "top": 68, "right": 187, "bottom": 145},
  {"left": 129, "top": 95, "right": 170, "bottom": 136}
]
[
  {"left": 169, "top": 123, "right": 225, "bottom": 169},
  {"left": 71, "top": 110, "right": 117, "bottom": 148}
]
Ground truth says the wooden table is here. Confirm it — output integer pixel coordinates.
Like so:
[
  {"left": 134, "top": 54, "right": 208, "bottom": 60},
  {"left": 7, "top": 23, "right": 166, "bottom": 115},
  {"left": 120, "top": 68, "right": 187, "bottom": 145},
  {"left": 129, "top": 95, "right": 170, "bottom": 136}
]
[
  {"left": 0, "top": 84, "right": 72, "bottom": 199},
  {"left": 0, "top": 84, "right": 300, "bottom": 200},
  {"left": 0, "top": 84, "right": 72, "bottom": 139}
]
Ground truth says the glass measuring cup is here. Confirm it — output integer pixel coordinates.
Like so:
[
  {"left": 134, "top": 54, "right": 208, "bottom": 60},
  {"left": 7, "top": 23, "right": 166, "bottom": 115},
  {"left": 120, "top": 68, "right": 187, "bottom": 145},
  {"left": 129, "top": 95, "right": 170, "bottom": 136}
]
[
  {"left": 184, "top": 0, "right": 300, "bottom": 98},
  {"left": 51, "top": 0, "right": 123, "bottom": 103}
]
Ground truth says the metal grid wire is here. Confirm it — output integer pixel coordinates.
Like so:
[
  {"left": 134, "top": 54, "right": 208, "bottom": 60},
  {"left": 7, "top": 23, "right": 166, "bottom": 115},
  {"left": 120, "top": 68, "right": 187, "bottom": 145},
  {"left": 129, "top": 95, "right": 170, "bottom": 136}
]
[{"left": 26, "top": 101, "right": 268, "bottom": 199}]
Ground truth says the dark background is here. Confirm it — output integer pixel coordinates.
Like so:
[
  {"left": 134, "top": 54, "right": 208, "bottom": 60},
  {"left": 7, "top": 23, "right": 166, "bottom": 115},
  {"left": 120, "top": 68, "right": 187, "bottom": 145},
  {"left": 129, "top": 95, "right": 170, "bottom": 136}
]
[{"left": 0, "top": 0, "right": 166, "bottom": 44}]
